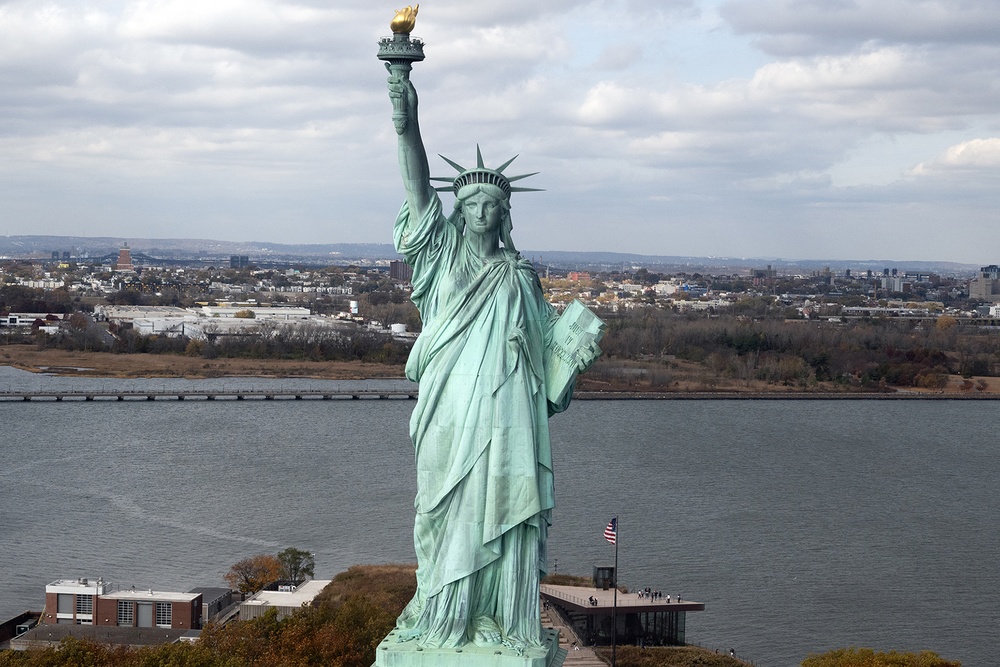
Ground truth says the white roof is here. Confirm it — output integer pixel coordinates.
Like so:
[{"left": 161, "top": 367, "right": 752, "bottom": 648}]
[
  {"left": 242, "top": 580, "right": 330, "bottom": 608},
  {"left": 101, "top": 589, "right": 200, "bottom": 603},
  {"left": 46, "top": 578, "right": 108, "bottom": 595}
]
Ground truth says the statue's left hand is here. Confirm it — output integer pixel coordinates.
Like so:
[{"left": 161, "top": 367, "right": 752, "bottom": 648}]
[{"left": 576, "top": 341, "right": 601, "bottom": 373}]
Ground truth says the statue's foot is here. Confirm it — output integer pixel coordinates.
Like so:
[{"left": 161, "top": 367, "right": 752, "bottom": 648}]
[
  {"left": 395, "top": 628, "right": 422, "bottom": 643},
  {"left": 501, "top": 638, "right": 526, "bottom": 657},
  {"left": 471, "top": 616, "right": 503, "bottom": 647}
]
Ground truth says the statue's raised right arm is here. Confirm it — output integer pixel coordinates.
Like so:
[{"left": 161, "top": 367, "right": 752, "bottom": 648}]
[{"left": 387, "top": 74, "right": 434, "bottom": 220}]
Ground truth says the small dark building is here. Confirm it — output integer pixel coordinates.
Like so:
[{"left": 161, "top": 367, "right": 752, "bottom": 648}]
[{"left": 186, "top": 587, "right": 234, "bottom": 627}]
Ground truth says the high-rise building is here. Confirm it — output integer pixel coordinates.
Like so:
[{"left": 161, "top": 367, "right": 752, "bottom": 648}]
[
  {"left": 114, "top": 243, "right": 134, "bottom": 271},
  {"left": 389, "top": 259, "right": 413, "bottom": 283},
  {"left": 969, "top": 265, "right": 1000, "bottom": 302}
]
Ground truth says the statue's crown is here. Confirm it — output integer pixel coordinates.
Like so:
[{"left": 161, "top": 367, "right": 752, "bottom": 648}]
[{"left": 431, "top": 146, "right": 542, "bottom": 198}]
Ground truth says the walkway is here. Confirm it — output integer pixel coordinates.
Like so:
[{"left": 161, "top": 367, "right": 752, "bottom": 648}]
[{"left": 542, "top": 603, "right": 606, "bottom": 667}]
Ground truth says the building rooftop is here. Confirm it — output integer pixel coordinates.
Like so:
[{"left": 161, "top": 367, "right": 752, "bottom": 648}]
[
  {"left": 540, "top": 584, "right": 704, "bottom": 612},
  {"left": 242, "top": 579, "right": 330, "bottom": 609},
  {"left": 101, "top": 589, "right": 200, "bottom": 603},
  {"left": 186, "top": 587, "right": 232, "bottom": 604},
  {"left": 46, "top": 578, "right": 109, "bottom": 595}
]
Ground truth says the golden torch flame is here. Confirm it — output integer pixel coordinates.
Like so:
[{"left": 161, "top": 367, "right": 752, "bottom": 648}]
[{"left": 390, "top": 5, "right": 418, "bottom": 34}]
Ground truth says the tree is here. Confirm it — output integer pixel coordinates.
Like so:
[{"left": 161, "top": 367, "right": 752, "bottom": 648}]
[
  {"left": 277, "top": 547, "right": 315, "bottom": 582},
  {"left": 224, "top": 554, "right": 283, "bottom": 594}
]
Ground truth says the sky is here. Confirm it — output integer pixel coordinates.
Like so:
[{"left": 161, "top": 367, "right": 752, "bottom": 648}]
[{"left": 1, "top": 0, "right": 999, "bottom": 263}]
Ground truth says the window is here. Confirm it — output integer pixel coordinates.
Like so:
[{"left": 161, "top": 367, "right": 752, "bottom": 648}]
[
  {"left": 57, "top": 594, "right": 73, "bottom": 614},
  {"left": 155, "top": 602, "right": 172, "bottom": 627},
  {"left": 117, "top": 601, "right": 134, "bottom": 626},
  {"left": 76, "top": 595, "right": 93, "bottom": 615}
]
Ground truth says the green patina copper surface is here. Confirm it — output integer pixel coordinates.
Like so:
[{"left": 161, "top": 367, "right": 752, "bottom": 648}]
[{"left": 375, "top": 9, "right": 601, "bottom": 666}]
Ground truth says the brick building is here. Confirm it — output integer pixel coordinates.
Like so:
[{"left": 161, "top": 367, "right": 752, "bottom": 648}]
[{"left": 42, "top": 578, "right": 201, "bottom": 630}]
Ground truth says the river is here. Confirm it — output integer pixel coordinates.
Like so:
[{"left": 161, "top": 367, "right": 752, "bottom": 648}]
[{"left": 0, "top": 366, "right": 994, "bottom": 666}]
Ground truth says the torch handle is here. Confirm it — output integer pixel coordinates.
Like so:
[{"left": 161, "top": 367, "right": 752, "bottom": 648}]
[{"left": 386, "top": 61, "right": 413, "bottom": 135}]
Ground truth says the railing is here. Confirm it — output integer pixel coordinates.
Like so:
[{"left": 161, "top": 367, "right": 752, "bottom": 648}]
[{"left": 540, "top": 586, "right": 701, "bottom": 609}]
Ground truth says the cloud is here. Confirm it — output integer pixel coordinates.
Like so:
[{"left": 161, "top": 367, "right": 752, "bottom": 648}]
[
  {"left": 0, "top": 0, "right": 998, "bottom": 262},
  {"left": 721, "top": 0, "right": 1000, "bottom": 55},
  {"left": 909, "top": 138, "right": 1000, "bottom": 176}
]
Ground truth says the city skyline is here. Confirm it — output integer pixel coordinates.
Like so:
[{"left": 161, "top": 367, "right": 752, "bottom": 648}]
[{"left": 1, "top": 1, "right": 999, "bottom": 263}]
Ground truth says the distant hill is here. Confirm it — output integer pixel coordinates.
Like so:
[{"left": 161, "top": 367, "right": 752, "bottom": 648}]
[
  {"left": 0, "top": 235, "right": 400, "bottom": 263},
  {"left": 0, "top": 235, "right": 980, "bottom": 275}
]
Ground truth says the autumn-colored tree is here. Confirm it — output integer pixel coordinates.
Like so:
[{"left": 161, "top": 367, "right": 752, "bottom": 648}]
[
  {"left": 935, "top": 315, "right": 957, "bottom": 331},
  {"left": 224, "top": 554, "right": 282, "bottom": 594}
]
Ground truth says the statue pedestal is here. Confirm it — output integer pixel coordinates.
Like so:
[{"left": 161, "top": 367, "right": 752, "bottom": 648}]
[{"left": 372, "top": 628, "right": 565, "bottom": 667}]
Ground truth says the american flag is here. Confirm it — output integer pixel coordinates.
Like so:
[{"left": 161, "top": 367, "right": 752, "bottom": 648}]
[{"left": 604, "top": 517, "right": 617, "bottom": 545}]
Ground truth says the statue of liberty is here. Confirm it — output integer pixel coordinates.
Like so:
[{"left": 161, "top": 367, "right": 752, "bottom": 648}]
[{"left": 379, "top": 6, "right": 601, "bottom": 658}]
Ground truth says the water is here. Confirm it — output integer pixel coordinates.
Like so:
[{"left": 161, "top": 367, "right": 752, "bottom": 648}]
[{"left": 0, "top": 366, "right": 995, "bottom": 666}]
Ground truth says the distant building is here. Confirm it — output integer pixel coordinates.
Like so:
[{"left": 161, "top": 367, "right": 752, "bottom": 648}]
[
  {"left": 880, "top": 275, "right": 907, "bottom": 293},
  {"left": 114, "top": 243, "right": 134, "bottom": 271},
  {"left": 752, "top": 265, "right": 778, "bottom": 287},
  {"left": 389, "top": 259, "right": 413, "bottom": 283},
  {"left": 654, "top": 281, "right": 678, "bottom": 297},
  {"left": 230, "top": 255, "right": 249, "bottom": 269},
  {"left": 969, "top": 265, "right": 1000, "bottom": 302},
  {"left": 1, "top": 313, "right": 62, "bottom": 328}
]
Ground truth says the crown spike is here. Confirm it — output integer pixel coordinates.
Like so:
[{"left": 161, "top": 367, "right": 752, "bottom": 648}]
[
  {"left": 438, "top": 155, "right": 466, "bottom": 173},
  {"left": 495, "top": 155, "right": 518, "bottom": 173},
  {"left": 507, "top": 172, "right": 538, "bottom": 182},
  {"left": 476, "top": 145, "right": 485, "bottom": 168}
]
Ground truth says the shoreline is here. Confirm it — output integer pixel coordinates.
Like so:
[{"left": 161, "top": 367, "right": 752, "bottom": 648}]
[
  {"left": 573, "top": 390, "right": 1000, "bottom": 400},
  {"left": 3, "top": 347, "right": 998, "bottom": 399}
]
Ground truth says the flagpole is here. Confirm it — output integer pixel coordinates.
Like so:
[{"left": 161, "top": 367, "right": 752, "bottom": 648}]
[{"left": 612, "top": 515, "right": 618, "bottom": 667}]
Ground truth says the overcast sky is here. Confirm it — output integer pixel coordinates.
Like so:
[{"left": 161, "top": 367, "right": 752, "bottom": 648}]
[{"left": 1, "top": 0, "right": 998, "bottom": 263}]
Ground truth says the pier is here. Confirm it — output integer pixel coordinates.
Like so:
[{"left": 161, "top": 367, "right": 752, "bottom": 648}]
[{"left": 0, "top": 388, "right": 418, "bottom": 402}]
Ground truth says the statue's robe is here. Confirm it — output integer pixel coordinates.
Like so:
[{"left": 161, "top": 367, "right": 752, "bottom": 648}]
[{"left": 393, "top": 194, "right": 570, "bottom": 648}]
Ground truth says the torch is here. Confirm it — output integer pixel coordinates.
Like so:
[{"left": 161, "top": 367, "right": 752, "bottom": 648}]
[{"left": 377, "top": 5, "right": 425, "bottom": 134}]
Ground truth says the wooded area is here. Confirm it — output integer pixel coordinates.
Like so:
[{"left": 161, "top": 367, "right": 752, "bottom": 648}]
[{"left": 587, "top": 308, "right": 999, "bottom": 392}]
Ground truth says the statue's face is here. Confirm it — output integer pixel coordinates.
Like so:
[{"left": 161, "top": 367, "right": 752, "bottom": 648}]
[{"left": 462, "top": 191, "right": 503, "bottom": 235}]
